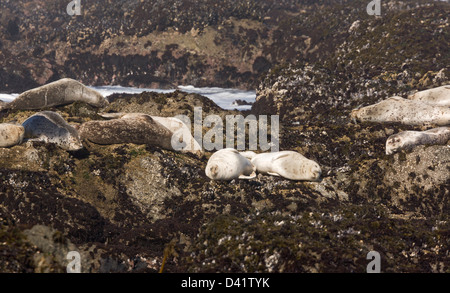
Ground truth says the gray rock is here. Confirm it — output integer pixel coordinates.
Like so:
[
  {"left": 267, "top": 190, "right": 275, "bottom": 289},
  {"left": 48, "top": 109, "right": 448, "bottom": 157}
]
[
  {"left": 23, "top": 225, "right": 94, "bottom": 273},
  {"left": 384, "top": 145, "right": 450, "bottom": 216},
  {"left": 121, "top": 155, "right": 182, "bottom": 221}
]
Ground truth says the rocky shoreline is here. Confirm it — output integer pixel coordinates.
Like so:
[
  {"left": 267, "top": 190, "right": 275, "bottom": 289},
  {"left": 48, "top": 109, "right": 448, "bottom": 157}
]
[
  {"left": 0, "top": 80, "right": 448, "bottom": 273},
  {"left": 1, "top": 0, "right": 449, "bottom": 273},
  {"left": 1, "top": 0, "right": 445, "bottom": 93}
]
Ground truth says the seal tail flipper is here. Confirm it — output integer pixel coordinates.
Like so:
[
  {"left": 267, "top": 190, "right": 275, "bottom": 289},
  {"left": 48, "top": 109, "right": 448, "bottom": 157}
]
[
  {"left": 267, "top": 171, "right": 281, "bottom": 177},
  {"left": 239, "top": 171, "right": 257, "bottom": 180},
  {"left": 98, "top": 112, "right": 126, "bottom": 119}
]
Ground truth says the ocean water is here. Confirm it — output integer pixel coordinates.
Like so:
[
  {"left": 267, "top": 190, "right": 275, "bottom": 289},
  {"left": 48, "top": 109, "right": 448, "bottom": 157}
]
[
  {"left": 0, "top": 85, "right": 255, "bottom": 111},
  {"left": 0, "top": 93, "right": 19, "bottom": 103}
]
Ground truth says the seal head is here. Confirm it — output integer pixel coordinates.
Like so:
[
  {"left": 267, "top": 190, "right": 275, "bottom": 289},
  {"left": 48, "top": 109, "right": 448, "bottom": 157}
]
[
  {"left": 206, "top": 148, "right": 256, "bottom": 181},
  {"left": 0, "top": 123, "right": 25, "bottom": 148}
]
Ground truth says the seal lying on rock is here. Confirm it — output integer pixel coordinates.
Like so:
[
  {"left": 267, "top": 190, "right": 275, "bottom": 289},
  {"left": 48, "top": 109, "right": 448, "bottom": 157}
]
[
  {"left": 99, "top": 112, "right": 202, "bottom": 155},
  {"left": 351, "top": 96, "right": 450, "bottom": 126},
  {"left": 206, "top": 148, "right": 256, "bottom": 181},
  {"left": 408, "top": 85, "right": 450, "bottom": 107},
  {"left": 22, "top": 111, "right": 83, "bottom": 151},
  {"left": 0, "top": 78, "right": 108, "bottom": 111},
  {"left": 249, "top": 151, "right": 322, "bottom": 181},
  {"left": 0, "top": 123, "right": 25, "bottom": 148},
  {"left": 386, "top": 127, "right": 450, "bottom": 155},
  {"left": 78, "top": 114, "right": 177, "bottom": 151}
]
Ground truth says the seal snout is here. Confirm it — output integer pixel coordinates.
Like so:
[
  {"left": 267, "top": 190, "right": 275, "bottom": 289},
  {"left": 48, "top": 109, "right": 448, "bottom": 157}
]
[
  {"left": 70, "top": 137, "right": 84, "bottom": 150},
  {"left": 311, "top": 163, "right": 322, "bottom": 181},
  {"left": 209, "top": 164, "right": 219, "bottom": 178}
]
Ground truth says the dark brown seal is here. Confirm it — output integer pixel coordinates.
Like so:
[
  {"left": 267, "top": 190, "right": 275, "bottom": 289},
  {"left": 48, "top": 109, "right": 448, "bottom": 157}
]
[{"left": 78, "top": 114, "right": 174, "bottom": 150}]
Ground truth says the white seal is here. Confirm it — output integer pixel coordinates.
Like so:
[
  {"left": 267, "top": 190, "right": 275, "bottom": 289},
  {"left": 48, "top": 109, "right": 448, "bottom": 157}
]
[
  {"left": 250, "top": 151, "right": 322, "bottom": 181},
  {"left": 22, "top": 111, "right": 83, "bottom": 151},
  {"left": 351, "top": 96, "right": 450, "bottom": 126},
  {"left": 386, "top": 126, "right": 450, "bottom": 155},
  {"left": 408, "top": 85, "right": 450, "bottom": 107},
  {"left": 0, "top": 123, "right": 25, "bottom": 148},
  {"left": 205, "top": 148, "right": 256, "bottom": 181},
  {"left": 1, "top": 78, "right": 108, "bottom": 111}
]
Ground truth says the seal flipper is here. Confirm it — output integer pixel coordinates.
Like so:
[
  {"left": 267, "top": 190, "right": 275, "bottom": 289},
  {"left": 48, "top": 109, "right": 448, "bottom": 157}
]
[
  {"left": 240, "top": 151, "right": 257, "bottom": 160},
  {"left": 99, "top": 112, "right": 127, "bottom": 119},
  {"left": 238, "top": 171, "right": 257, "bottom": 180},
  {"left": 267, "top": 171, "right": 280, "bottom": 177},
  {"left": 388, "top": 96, "right": 406, "bottom": 101},
  {"left": 271, "top": 152, "right": 290, "bottom": 161},
  {"left": 269, "top": 153, "right": 290, "bottom": 177}
]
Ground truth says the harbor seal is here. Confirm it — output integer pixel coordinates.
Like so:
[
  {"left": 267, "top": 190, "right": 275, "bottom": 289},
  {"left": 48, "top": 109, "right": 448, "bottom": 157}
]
[
  {"left": 205, "top": 148, "right": 256, "bottom": 181},
  {"left": 408, "top": 85, "right": 450, "bottom": 107},
  {"left": 22, "top": 111, "right": 83, "bottom": 151},
  {"left": 351, "top": 96, "right": 450, "bottom": 126},
  {"left": 0, "top": 123, "right": 25, "bottom": 148},
  {"left": 78, "top": 114, "right": 175, "bottom": 151},
  {"left": 99, "top": 112, "right": 202, "bottom": 154},
  {"left": 386, "top": 126, "right": 450, "bottom": 155},
  {"left": 250, "top": 151, "right": 322, "bottom": 181},
  {"left": 1, "top": 78, "right": 108, "bottom": 111}
]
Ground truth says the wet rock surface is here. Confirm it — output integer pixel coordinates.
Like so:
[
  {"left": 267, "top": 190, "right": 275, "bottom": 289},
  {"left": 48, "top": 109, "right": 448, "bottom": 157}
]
[
  {"left": 0, "top": 86, "right": 448, "bottom": 273},
  {"left": 1, "top": 0, "right": 440, "bottom": 92},
  {"left": 0, "top": 1, "right": 449, "bottom": 273}
]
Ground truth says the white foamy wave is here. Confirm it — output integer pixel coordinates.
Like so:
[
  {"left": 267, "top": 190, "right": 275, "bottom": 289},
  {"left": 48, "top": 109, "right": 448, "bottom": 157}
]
[
  {"left": 177, "top": 86, "right": 255, "bottom": 110},
  {"left": 88, "top": 85, "right": 174, "bottom": 97},
  {"left": 0, "top": 93, "right": 19, "bottom": 103},
  {"left": 91, "top": 85, "right": 255, "bottom": 110}
]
